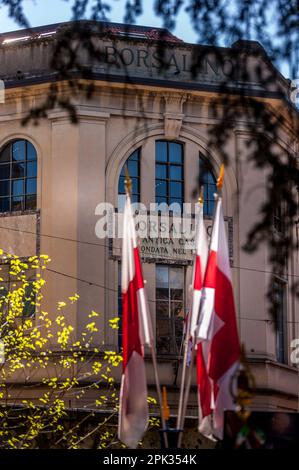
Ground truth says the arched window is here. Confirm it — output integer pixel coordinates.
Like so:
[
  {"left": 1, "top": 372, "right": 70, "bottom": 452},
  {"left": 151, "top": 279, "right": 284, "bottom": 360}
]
[
  {"left": 155, "top": 141, "right": 184, "bottom": 211},
  {"left": 0, "top": 139, "right": 37, "bottom": 213},
  {"left": 199, "top": 157, "right": 217, "bottom": 217},
  {"left": 118, "top": 148, "right": 140, "bottom": 211}
]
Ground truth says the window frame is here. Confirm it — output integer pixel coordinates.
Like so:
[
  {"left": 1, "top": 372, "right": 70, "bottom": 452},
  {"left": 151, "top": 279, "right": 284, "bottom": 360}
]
[
  {"left": 273, "top": 200, "right": 285, "bottom": 234},
  {"left": 0, "top": 139, "right": 38, "bottom": 213},
  {"left": 155, "top": 264, "right": 185, "bottom": 356},
  {"left": 273, "top": 278, "right": 288, "bottom": 364},
  {"left": 118, "top": 148, "right": 141, "bottom": 210},
  {"left": 199, "top": 155, "right": 217, "bottom": 217},
  {"left": 155, "top": 140, "right": 184, "bottom": 211}
]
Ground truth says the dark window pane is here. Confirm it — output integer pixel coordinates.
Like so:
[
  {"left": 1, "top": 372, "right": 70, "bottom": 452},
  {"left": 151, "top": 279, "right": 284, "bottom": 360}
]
[
  {"left": 199, "top": 158, "right": 217, "bottom": 217},
  {"left": 209, "top": 171, "right": 216, "bottom": 184},
  {"left": 156, "top": 180, "right": 167, "bottom": 197},
  {"left": 127, "top": 160, "right": 138, "bottom": 177},
  {"left": 12, "top": 179, "right": 24, "bottom": 196},
  {"left": 0, "top": 197, "right": 9, "bottom": 212},
  {"left": 170, "top": 181, "right": 182, "bottom": 198},
  {"left": 204, "top": 185, "right": 208, "bottom": 200},
  {"left": 208, "top": 184, "right": 215, "bottom": 200},
  {"left": 157, "top": 335, "right": 171, "bottom": 354},
  {"left": 0, "top": 283, "right": 8, "bottom": 297},
  {"left": 12, "top": 196, "right": 23, "bottom": 211},
  {"left": 156, "top": 318, "right": 171, "bottom": 354},
  {"left": 0, "top": 181, "right": 10, "bottom": 196},
  {"left": 27, "top": 161, "right": 37, "bottom": 178},
  {"left": 202, "top": 169, "right": 209, "bottom": 183},
  {"left": 0, "top": 164, "right": 10, "bottom": 180},
  {"left": 0, "top": 145, "right": 10, "bottom": 163},
  {"left": 155, "top": 141, "right": 184, "bottom": 207},
  {"left": 156, "top": 288, "right": 169, "bottom": 300},
  {"left": 26, "top": 142, "right": 37, "bottom": 161},
  {"left": 12, "top": 141, "right": 26, "bottom": 162},
  {"left": 26, "top": 178, "right": 37, "bottom": 195},
  {"left": 118, "top": 176, "right": 126, "bottom": 194},
  {"left": 156, "top": 318, "right": 171, "bottom": 336},
  {"left": 131, "top": 194, "right": 139, "bottom": 204},
  {"left": 169, "top": 143, "right": 182, "bottom": 163},
  {"left": 174, "top": 306, "right": 184, "bottom": 334},
  {"left": 23, "top": 299, "right": 35, "bottom": 317},
  {"left": 129, "top": 150, "right": 139, "bottom": 161},
  {"left": 171, "top": 302, "right": 184, "bottom": 317},
  {"left": 170, "top": 166, "right": 182, "bottom": 180},
  {"left": 170, "top": 267, "right": 183, "bottom": 288},
  {"left": 25, "top": 194, "right": 36, "bottom": 210},
  {"left": 156, "top": 265, "right": 184, "bottom": 355},
  {"left": 12, "top": 162, "right": 25, "bottom": 178},
  {"left": 156, "top": 164, "right": 167, "bottom": 179},
  {"left": 156, "top": 141, "right": 167, "bottom": 162},
  {"left": 0, "top": 140, "right": 38, "bottom": 214},
  {"left": 171, "top": 289, "right": 184, "bottom": 301},
  {"left": 156, "top": 300, "right": 169, "bottom": 317},
  {"left": 118, "top": 149, "right": 140, "bottom": 209},
  {"left": 156, "top": 266, "right": 169, "bottom": 288},
  {"left": 131, "top": 177, "right": 139, "bottom": 195}
]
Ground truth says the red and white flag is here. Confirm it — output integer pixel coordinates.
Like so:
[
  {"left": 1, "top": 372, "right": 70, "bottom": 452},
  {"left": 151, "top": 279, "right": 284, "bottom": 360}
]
[
  {"left": 118, "top": 195, "right": 153, "bottom": 448},
  {"left": 187, "top": 202, "right": 213, "bottom": 438},
  {"left": 196, "top": 196, "right": 240, "bottom": 440},
  {"left": 189, "top": 203, "right": 208, "bottom": 339}
]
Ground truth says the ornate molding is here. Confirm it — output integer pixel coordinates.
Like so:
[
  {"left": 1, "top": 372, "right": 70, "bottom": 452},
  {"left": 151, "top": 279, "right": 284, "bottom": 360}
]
[
  {"left": 48, "top": 107, "right": 110, "bottom": 124},
  {"left": 163, "top": 93, "right": 188, "bottom": 139}
]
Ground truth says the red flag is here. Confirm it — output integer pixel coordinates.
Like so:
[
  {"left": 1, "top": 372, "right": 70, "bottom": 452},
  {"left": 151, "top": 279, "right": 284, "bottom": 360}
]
[
  {"left": 187, "top": 203, "right": 213, "bottom": 437},
  {"left": 189, "top": 203, "right": 208, "bottom": 339},
  {"left": 196, "top": 196, "right": 240, "bottom": 439},
  {"left": 118, "top": 196, "right": 152, "bottom": 448}
]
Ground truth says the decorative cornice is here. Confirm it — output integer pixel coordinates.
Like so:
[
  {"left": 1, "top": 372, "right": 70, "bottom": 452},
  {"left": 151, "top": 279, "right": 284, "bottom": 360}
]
[{"left": 48, "top": 107, "right": 110, "bottom": 124}]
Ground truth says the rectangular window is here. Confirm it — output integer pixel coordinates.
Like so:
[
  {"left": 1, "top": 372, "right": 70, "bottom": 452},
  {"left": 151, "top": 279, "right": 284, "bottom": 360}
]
[
  {"left": 156, "top": 265, "right": 184, "bottom": 355},
  {"left": 155, "top": 141, "right": 184, "bottom": 211},
  {"left": 273, "top": 279, "right": 287, "bottom": 364},
  {"left": 273, "top": 201, "right": 284, "bottom": 234}
]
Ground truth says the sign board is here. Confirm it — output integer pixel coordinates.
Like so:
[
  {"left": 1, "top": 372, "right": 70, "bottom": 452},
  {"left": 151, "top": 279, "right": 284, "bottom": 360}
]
[{"left": 110, "top": 212, "right": 233, "bottom": 265}]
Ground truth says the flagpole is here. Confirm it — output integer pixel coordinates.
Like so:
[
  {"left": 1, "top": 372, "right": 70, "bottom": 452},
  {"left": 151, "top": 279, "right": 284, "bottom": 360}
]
[
  {"left": 176, "top": 165, "right": 225, "bottom": 448},
  {"left": 150, "top": 342, "right": 169, "bottom": 448},
  {"left": 124, "top": 167, "right": 169, "bottom": 449},
  {"left": 176, "top": 286, "right": 196, "bottom": 434},
  {"left": 176, "top": 190, "right": 205, "bottom": 445}
]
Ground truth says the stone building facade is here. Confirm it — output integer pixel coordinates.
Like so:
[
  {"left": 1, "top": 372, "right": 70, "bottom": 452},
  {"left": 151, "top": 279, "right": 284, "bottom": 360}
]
[{"left": 0, "top": 21, "right": 298, "bottom": 436}]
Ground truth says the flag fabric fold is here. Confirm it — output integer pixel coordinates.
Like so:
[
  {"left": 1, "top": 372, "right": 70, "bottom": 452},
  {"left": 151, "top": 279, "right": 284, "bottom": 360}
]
[
  {"left": 118, "top": 196, "right": 152, "bottom": 449},
  {"left": 188, "top": 203, "right": 214, "bottom": 438},
  {"left": 196, "top": 196, "right": 240, "bottom": 440},
  {"left": 189, "top": 203, "right": 209, "bottom": 340}
]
